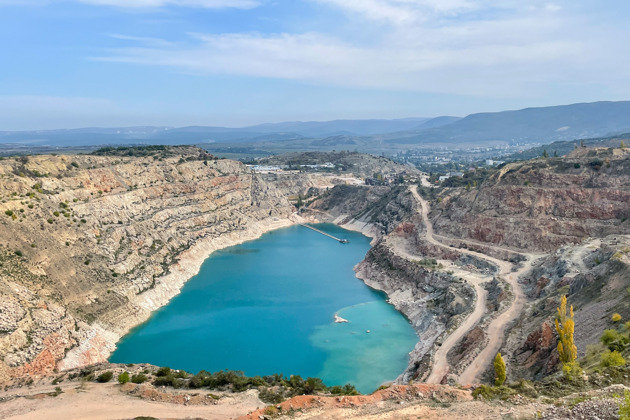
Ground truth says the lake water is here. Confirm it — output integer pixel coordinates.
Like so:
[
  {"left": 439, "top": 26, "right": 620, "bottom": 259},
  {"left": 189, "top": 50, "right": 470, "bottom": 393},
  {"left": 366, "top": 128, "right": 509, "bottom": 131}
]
[{"left": 109, "top": 224, "right": 418, "bottom": 393}]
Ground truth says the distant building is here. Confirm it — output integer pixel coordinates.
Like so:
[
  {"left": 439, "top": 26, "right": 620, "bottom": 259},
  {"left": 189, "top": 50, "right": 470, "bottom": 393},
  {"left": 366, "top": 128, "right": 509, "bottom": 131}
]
[
  {"left": 438, "top": 171, "right": 464, "bottom": 182},
  {"left": 248, "top": 165, "right": 281, "bottom": 172}
]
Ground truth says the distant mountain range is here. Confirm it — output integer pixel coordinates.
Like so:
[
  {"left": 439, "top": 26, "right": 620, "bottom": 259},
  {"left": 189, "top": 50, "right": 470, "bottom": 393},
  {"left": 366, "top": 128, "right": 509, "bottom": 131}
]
[
  {"left": 1, "top": 101, "right": 630, "bottom": 149},
  {"left": 383, "top": 101, "right": 630, "bottom": 146},
  {"left": 0, "top": 118, "right": 454, "bottom": 147}
]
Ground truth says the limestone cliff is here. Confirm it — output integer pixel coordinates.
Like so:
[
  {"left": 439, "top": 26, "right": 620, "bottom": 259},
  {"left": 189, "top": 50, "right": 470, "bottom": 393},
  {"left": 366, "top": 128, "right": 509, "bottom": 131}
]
[{"left": 0, "top": 148, "right": 321, "bottom": 381}]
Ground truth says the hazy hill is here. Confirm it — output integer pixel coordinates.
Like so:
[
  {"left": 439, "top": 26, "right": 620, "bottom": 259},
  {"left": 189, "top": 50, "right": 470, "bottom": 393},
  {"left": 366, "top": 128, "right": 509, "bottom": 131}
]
[
  {"left": 386, "top": 101, "right": 630, "bottom": 145},
  {"left": 0, "top": 118, "right": 443, "bottom": 147}
]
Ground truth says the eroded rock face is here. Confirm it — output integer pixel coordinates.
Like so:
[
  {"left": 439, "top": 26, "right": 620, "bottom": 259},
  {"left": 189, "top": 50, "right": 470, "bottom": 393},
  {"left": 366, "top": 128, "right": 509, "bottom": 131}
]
[
  {"left": 356, "top": 242, "right": 475, "bottom": 382},
  {"left": 432, "top": 151, "right": 630, "bottom": 252},
  {"left": 502, "top": 236, "right": 630, "bottom": 380},
  {"left": 0, "top": 151, "right": 321, "bottom": 379}
]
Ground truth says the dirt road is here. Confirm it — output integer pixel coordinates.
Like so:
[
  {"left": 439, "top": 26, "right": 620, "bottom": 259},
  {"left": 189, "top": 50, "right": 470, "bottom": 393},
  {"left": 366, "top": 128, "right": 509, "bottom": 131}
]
[{"left": 409, "top": 186, "right": 534, "bottom": 384}]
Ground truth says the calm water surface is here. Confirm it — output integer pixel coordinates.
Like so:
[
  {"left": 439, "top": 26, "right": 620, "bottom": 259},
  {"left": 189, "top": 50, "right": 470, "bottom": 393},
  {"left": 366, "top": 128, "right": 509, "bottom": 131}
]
[{"left": 110, "top": 224, "right": 418, "bottom": 393}]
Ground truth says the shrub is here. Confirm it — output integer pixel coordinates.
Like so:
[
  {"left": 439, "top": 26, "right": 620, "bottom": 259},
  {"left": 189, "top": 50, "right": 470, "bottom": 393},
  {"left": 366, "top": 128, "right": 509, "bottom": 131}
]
[
  {"left": 131, "top": 373, "right": 148, "bottom": 384},
  {"left": 471, "top": 385, "right": 515, "bottom": 400},
  {"left": 118, "top": 372, "right": 130, "bottom": 384},
  {"left": 601, "top": 350, "right": 626, "bottom": 367},
  {"left": 96, "top": 371, "right": 114, "bottom": 383},
  {"left": 14, "top": 250, "right": 23, "bottom": 257},
  {"left": 47, "top": 218, "right": 53, "bottom": 224},
  {"left": 5, "top": 210, "right": 14, "bottom": 217},
  {"left": 620, "top": 390, "right": 630, "bottom": 420},
  {"left": 574, "top": 163, "right": 581, "bottom": 168},
  {"left": 259, "top": 388, "right": 285, "bottom": 404},
  {"left": 599, "top": 330, "right": 621, "bottom": 346},
  {"left": 329, "top": 384, "right": 359, "bottom": 396},
  {"left": 613, "top": 313, "right": 623, "bottom": 323},
  {"left": 561, "top": 362, "right": 583, "bottom": 382},
  {"left": 155, "top": 367, "right": 171, "bottom": 377},
  {"left": 625, "top": 321, "right": 630, "bottom": 332},
  {"left": 263, "top": 406, "right": 279, "bottom": 417}
]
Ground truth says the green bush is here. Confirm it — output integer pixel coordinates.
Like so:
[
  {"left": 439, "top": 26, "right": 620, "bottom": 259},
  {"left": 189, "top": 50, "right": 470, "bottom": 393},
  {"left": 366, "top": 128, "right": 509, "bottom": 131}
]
[
  {"left": 259, "top": 388, "right": 285, "bottom": 404},
  {"left": 4, "top": 210, "right": 13, "bottom": 217},
  {"left": 620, "top": 390, "right": 630, "bottom": 420},
  {"left": 131, "top": 373, "right": 148, "bottom": 384},
  {"left": 153, "top": 375, "right": 185, "bottom": 388},
  {"left": 602, "top": 329, "right": 621, "bottom": 345},
  {"left": 96, "top": 371, "right": 114, "bottom": 383},
  {"left": 155, "top": 366, "right": 171, "bottom": 377},
  {"left": 601, "top": 350, "right": 626, "bottom": 367},
  {"left": 471, "top": 385, "right": 515, "bottom": 400},
  {"left": 118, "top": 372, "right": 130, "bottom": 384},
  {"left": 561, "top": 362, "right": 583, "bottom": 382},
  {"left": 601, "top": 329, "right": 629, "bottom": 352}
]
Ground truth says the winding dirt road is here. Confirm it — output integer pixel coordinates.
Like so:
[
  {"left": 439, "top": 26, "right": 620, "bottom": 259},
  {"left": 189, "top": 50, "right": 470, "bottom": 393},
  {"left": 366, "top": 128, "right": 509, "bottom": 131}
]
[{"left": 409, "top": 186, "right": 533, "bottom": 384}]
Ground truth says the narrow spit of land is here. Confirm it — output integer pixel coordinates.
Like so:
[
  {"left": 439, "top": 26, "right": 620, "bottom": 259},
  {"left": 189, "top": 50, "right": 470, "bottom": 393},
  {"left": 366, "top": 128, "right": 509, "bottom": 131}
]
[
  {"left": 407, "top": 186, "right": 536, "bottom": 384},
  {"left": 297, "top": 222, "right": 349, "bottom": 243}
]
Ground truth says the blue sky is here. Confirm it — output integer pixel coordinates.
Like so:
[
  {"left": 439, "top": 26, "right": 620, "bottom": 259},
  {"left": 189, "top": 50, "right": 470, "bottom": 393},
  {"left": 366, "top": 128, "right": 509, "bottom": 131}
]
[{"left": 0, "top": 0, "right": 629, "bottom": 130}]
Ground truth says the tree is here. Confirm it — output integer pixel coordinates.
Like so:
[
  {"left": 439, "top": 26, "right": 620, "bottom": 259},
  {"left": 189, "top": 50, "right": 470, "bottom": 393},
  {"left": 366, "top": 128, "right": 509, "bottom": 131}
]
[
  {"left": 542, "top": 149, "right": 549, "bottom": 158},
  {"left": 555, "top": 296, "right": 580, "bottom": 378},
  {"left": 612, "top": 313, "right": 622, "bottom": 323},
  {"left": 494, "top": 353, "right": 506, "bottom": 386},
  {"left": 553, "top": 150, "right": 558, "bottom": 157},
  {"left": 621, "top": 141, "right": 627, "bottom": 150}
]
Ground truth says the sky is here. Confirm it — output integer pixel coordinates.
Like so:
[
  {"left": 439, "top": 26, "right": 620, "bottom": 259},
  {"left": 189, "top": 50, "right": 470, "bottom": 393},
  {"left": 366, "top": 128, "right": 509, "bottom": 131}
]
[{"left": 0, "top": 0, "right": 629, "bottom": 130}]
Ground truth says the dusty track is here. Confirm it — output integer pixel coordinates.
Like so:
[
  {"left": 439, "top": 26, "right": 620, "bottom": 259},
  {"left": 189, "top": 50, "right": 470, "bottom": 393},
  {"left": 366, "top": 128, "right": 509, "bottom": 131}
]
[{"left": 409, "top": 186, "right": 534, "bottom": 384}]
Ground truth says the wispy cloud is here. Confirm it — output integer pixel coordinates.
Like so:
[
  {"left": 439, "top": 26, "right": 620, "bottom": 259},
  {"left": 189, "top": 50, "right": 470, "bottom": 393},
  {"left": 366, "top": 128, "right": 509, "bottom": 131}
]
[
  {"left": 311, "top": 0, "right": 476, "bottom": 24},
  {"left": 90, "top": 0, "right": 624, "bottom": 98}
]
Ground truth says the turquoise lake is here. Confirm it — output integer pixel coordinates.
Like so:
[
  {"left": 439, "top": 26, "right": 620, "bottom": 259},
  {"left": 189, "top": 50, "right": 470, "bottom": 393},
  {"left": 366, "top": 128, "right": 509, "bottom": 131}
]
[{"left": 109, "top": 224, "right": 418, "bottom": 393}]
